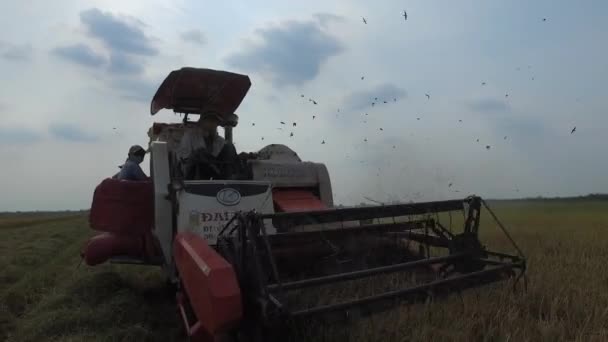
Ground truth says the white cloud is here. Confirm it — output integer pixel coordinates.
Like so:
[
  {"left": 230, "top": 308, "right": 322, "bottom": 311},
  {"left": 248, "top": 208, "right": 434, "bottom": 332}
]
[
  {"left": 0, "top": 41, "right": 33, "bottom": 62},
  {"left": 225, "top": 17, "right": 345, "bottom": 86},
  {"left": 180, "top": 29, "right": 206, "bottom": 45},
  {"left": 52, "top": 43, "right": 107, "bottom": 67}
]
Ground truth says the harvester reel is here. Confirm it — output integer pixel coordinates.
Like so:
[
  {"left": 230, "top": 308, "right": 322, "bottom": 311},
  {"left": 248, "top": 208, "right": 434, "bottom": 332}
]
[{"left": 219, "top": 196, "right": 526, "bottom": 336}]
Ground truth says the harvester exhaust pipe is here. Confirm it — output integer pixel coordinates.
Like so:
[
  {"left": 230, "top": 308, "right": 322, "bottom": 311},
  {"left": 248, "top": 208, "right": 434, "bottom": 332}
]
[{"left": 225, "top": 126, "right": 233, "bottom": 143}]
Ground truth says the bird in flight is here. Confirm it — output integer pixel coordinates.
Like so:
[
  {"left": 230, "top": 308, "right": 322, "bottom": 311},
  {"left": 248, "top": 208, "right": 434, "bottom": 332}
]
[
  {"left": 425, "top": 94, "right": 430, "bottom": 99},
  {"left": 417, "top": 117, "right": 420, "bottom": 120},
  {"left": 364, "top": 138, "right": 368, "bottom": 142},
  {"left": 476, "top": 139, "right": 480, "bottom": 142},
  {"left": 321, "top": 140, "right": 326, "bottom": 144},
  {"left": 542, "top": 18, "right": 547, "bottom": 22},
  {"left": 379, "top": 128, "right": 383, "bottom": 131},
  {"left": 481, "top": 82, "right": 486, "bottom": 86},
  {"left": 362, "top": 17, "right": 367, "bottom": 24},
  {"left": 372, "top": 102, "right": 375, "bottom": 106},
  {"left": 293, "top": 122, "right": 297, "bottom": 127},
  {"left": 504, "top": 136, "right": 508, "bottom": 140},
  {"left": 290, "top": 132, "right": 294, "bottom": 137},
  {"left": 300, "top": 94, "right": 304, "bottom": 98},
  {"left": 486, "top": 145, "right": 491, "bottom": 150},
  {"left": 252, "top": 123, "right": 255, "bottom": 126},
  {"left": 403, "top": 10, "right": 407, "bottom": 21},
  {"left": 361, "top": 76, "right": 364, "bottom": 80},
  {"left": 312, "top": 100, "right": 318, "bottom": 105},
  {"left": 393, "top": 98, "right": 397, "bottom": 102},
  {"left": 458, "top": 119, "right": 462, "bottom": 123},
  {"left": 571, "top": 126, "right": 576, "bottom": 134},
  {"left": 312, "top": 115, "right": 316, "bottom": 120},
  {"left": 448, "top": 183, "right": 453, "bottom": 188},
  {"left": 280, "top": 121, "right": 285, "bottom": 125},
  {"left": 261, "top": 137, "right": 264, "bottom": 140}
]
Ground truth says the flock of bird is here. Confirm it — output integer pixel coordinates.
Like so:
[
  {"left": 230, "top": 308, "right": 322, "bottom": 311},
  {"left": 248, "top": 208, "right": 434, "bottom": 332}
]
[
  {"left": 257, "top": 12, "right": 574, "bottom": 143},
  {"left": 261, "top": 79, "right": 575, "bottom": 154},
  {"left": 245, "top": 10, "right": 580, "bottom": 198}
]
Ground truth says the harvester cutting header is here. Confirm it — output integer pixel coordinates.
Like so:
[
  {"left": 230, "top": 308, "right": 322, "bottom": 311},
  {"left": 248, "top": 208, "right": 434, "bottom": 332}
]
[{"left": 82, "top": 67, "right": 526, "bottom": 341}]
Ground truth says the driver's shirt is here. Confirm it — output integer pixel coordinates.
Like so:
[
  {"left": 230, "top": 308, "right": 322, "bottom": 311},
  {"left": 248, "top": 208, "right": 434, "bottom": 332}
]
[
  {"left": 176, "top": 127, "right": 226, "bottom": 162},
  {"left": 116, "top": 159, "right": 148, "bottom": 181}
]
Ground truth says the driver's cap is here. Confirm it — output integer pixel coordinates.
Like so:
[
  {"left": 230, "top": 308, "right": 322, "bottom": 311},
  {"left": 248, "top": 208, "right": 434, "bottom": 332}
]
[{"left": 128, "top": 144, "right": 147, "bottom": 155}]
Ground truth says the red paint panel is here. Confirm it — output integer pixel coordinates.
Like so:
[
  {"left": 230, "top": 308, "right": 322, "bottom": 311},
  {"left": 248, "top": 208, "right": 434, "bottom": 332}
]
[
  {"left": 89, "top": 178, "right": 154, "bottom": 236},
  {"left": 151, "top": 67, "right": 251, "bottom": 117},
  {"left": 173, "top": 232, "right": 242, "bottom": 336},
  {"left": 81, "top": 232, "right": 145, "bottom": 266},
  {"left": 273, "top": 189, "right": 328, "bottom": 212}
]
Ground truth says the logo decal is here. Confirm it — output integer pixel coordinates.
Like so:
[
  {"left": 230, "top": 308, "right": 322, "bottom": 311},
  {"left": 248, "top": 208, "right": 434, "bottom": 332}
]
[{"left": 216, "top": 188, "right": 241, "bottom": 206}]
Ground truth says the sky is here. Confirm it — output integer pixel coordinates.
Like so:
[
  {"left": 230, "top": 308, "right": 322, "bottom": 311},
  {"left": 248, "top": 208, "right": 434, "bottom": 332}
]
[{"left": 0, "top": 0, "right": 607, "bottom": 211}]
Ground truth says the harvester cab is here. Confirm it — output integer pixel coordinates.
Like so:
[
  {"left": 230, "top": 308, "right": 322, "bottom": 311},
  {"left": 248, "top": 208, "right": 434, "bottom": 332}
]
[{"left": 82, "top": 67, "right": 526, "bottom": 342}]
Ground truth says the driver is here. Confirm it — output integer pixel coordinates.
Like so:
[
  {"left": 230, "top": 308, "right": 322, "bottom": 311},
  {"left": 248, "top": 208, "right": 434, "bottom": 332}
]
[
  {"left": 113, "top": 145, "right": 149, "bottom": 181},
  {"left": 176, "top": 111, "right": 237, "bottom": 180}
]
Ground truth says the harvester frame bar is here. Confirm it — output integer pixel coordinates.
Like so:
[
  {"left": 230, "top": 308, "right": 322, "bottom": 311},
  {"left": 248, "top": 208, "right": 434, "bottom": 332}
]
[
  {"left": 266, "top": 253, "right": 467, "bottom": 292},
  {"left": 263, "top": 198, "right": 467, "bottom": 229},
  {"left": 267, "top": 219, "right": 433, "bottom": 246},
  {"left": 289, "top": 262, "right": 518, "bottom": 318}
]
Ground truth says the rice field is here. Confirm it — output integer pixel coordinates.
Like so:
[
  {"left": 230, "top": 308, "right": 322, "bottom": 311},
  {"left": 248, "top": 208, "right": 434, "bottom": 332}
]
[{"left": 2, "top": 199, "right": 608, "bottom": 341}]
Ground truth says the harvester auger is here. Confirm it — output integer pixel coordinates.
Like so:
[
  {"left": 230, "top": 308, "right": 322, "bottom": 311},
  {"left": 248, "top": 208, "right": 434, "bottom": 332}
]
[{"left": 81, "top": 67, "right": 526, "bottom": 342}]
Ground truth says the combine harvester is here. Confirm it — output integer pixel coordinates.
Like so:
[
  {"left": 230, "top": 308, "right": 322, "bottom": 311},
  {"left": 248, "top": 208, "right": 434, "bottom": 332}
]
[{"left": 82, "top": 67, "right": 526, "bottom": 341}]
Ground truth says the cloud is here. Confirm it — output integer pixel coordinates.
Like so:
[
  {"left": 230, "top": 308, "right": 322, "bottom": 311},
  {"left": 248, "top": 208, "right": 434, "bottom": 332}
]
[
  {"left": 225, "top": 19, "right": 344, "bottom": 86},
  {"left": 180, "top": 29, "right": 206, "bottom": 45},
  {"left": 342, "top": 83, "right": 407, "bottom": 111},
  {"left": 49, "top": 123, "right": 99, "bottom": 143},
  {"left": 313, "top": 13, "right": 345, "bottom": 28},
  {"left": 79, "top": 8, "right": 158, "bottom": 56},
  {"left": 491, "top": 115, "right": 547, "bottom": 146},
  {"left": 49, "top": 9, "right": 158, "bottom": 102},
  {"left": 108, "top": 52, "right": 143, "bottom": 75},
  {"left": 112, "top": 77, "right": 157, "bottom": 102},
  {"left": 469, "top": 98, "right": 511, "bottom": 113},
  {"left": 0, "top": 126, "right": 44, "bottom": 144},
  {"left": 0, "top": 41, "right": 33, "bottom": 62},
  {"left": 51, "top": 43, "right": 107, "bottom": 68}
]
